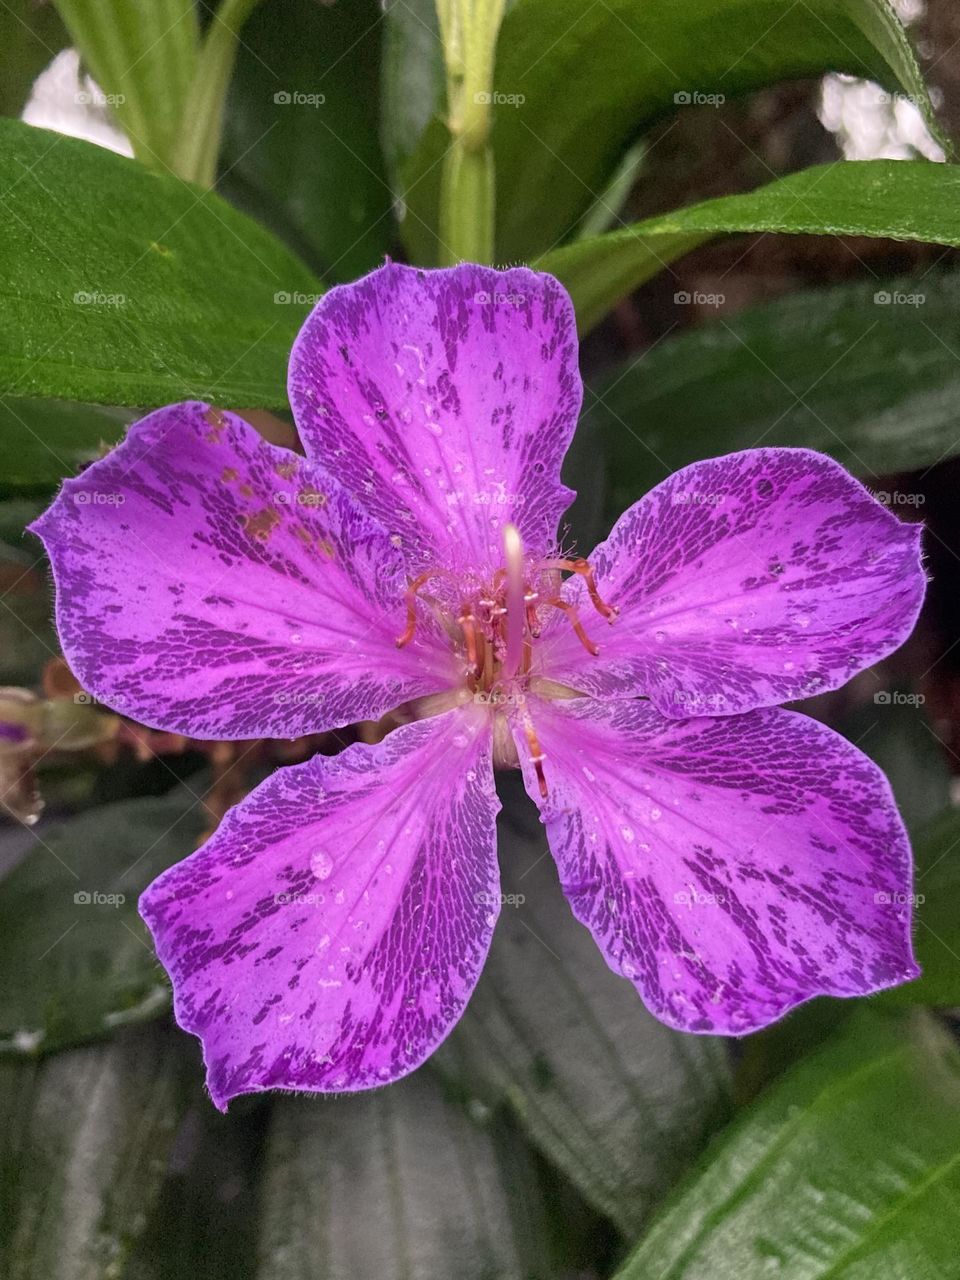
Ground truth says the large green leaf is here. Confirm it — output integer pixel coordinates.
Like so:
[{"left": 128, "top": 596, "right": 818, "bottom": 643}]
[
  {"left": 219, "top": 0, "right": 395, "bottom": 281},
  {"left": 0, "top": 787, "right": 208, "bottom": 1056},
  {"left": 580, "top": 268, "right": 960, "bottom": 523},
  {"left": 434, "top": 775, "right": 733, "bottom": 1235},
  {"left": 400, "top": 0, "right": 942, "bottom": 264},
  {"left": 0, "top": 1024, "right": 190, "bottom": 1280},
  {"left": 614, "top": 1010, "right": 960, "bottom": 1280},
  {"left": 541, "top": 160, "right": 960, "bottom": 333},
  {"left": 256, "top": 1068, "right": 593, "bottom": 1280},
  {"left": 53, "top": 0, "right": 198, "bottom": 169},
  {"left": 0, "top": 118, "right": 320, "bottom": 409}
]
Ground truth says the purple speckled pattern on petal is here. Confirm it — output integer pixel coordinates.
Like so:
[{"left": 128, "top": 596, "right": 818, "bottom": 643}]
[
  {"left": 288, "top": 261, "right": 582, "bottom": 570},
  {"left": 29, "top": 402, "right": 455, "bottom": 738},
  {"left": 541, "top": 449, "right": 926, "bottom": 716},
  {"left": 513, "top": 696, "right": 918, "bottom": 1034},
  {"left": 140, "top": 709, "right": 500, "bottom": 1108}
]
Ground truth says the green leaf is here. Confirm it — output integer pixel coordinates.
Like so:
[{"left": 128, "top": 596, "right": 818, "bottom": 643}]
[
  {"left": 0, "top": 119, "right": 320, "bottom": 409},
  {"left": 400, "top": 0, "right": 942, "bottom": 264},
  {"left": 614, "top": 1010, "right": 960, "bottom": 1280},
  {"left": 883, "top": 808, "right": 960, "bottom": 1008},
  {"left": 541, "top": 160, "right": 960, "bottom": 333},
  {"left": 434, "top": 775, "right": 734, "bottom": 1235},
  {"left": 0, "top": 398, "right": 133, "bottom": 488},
  {"left": 255, "top": 1068, "right": 590, "bottom": 1280},
  {"left": 0, "top": 788, "right": 209, "bottom": 1056},
  {"left": 53, "top": 0, "right": 198, "bottom": 170},
  {"left": 219, "top": 0, "right": 395, "bottom": 281},
  {"left": 380, "top": 0, "right": 444, "bottom": 179},
  {"left": 0, "top": 1024, "right": 190, "bottom": 1280},
  {"left": 580, "top": 269, "right": 960, "bottom": 523}
]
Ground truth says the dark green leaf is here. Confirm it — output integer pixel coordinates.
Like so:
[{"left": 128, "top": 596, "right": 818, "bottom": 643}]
[
  {"left": 541, "top": 160, "right": 960, "bottom": 332},
  {"left": 0, "top": 788, "right": 209, "bottom": 1056},
  {"left": 256, "top": 1069, "right": 584, "bottom": 1279},
  {"left": 0, "top": 1024, "right": 190, "bottom": 1280},
  {"left": 0, "top": 118, "right": 320, "bottom": 409},
  {"left": 884, "top": 808, "right": 960, "bottom": 1007},
  {"left": 435, "top": 775, "right": 734, "bottom": 1235},
  {"left": 582, "top": 269, "right": 960, "bottom": 523},
  {"left": 219, "top": 0, "right": 395, "bottom": 281},
  {"left": 0, "top": 2, "right": 69, "bottom": 119},
  {"left": 614, "top": 1010, "right": 960, "bottom": 1280},
  {"left": 53, "top": 0, "right": 198, "bottom": 169},
  {"left": 401, "top": 0, "right": 943, "bottom": 264},
  {"left": 0, "top": 397, "right": 133, "bottom": 487}
]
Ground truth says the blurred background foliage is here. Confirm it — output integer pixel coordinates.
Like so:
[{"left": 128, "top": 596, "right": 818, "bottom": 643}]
[{"left": 4, "top": 0, "right": 960, "bottom": 1276}]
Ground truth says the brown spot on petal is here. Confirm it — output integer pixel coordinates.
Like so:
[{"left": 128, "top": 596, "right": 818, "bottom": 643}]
[
  {"left": 274, "top": 459, "right": 298, "bottom": 480},
  {"left": 205, "top": 408, "right": 227, "bottom": 442},
  {"left": 221, "top": 466, "right": 239, "bottom": 483},
  {"left": 243, "top": 507, "right": 281, "bottom": 541},
  {"left": 239, "top": 483, "right": 254, "bottom": 498}
]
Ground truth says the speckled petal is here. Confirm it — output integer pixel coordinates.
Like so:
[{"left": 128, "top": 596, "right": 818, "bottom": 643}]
[
  {"left": 288, "top": 262, "right": 582, "bottom": 569},
  {"left": 541, "top": 449, "right": 925, "bottom": 715},
  {"left": 29, "top": 402, "right": 455, "bottom": 738},
  {"left": 514, "top": 697, "right": 918, "bottom": 1034},
  {"left": 140, "top": 709, "right": 500, "bottom": 1108}
]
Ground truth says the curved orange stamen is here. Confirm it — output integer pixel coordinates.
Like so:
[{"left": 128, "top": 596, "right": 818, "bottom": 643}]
[
  {"left": 540, "top": 557, "right": 618, "bottom": 621},
  {"left": 543, "top": 597, "right": 600, "bottom": 656}
]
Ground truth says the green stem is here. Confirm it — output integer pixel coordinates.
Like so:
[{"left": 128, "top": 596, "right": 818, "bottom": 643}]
[
  {"left": 435, "top": 0, "right": 506, "bottom": 264},
  {"left": 439, "top": 142, "right": 495, "bottom": 265},
  {"left": 173, "top": 0, "right": 263, "bottom": 187}
]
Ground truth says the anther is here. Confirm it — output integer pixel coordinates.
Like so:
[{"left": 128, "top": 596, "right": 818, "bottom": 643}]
[{"left": 457, "top": 604, "right": 482, "bottom": 679}]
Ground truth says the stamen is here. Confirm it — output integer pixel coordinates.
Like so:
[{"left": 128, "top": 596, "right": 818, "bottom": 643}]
[
  {"left": 540, "top": 557, "right": 618, "bottom": 621},
  {"left": 523, "top": 715, "right": 549, "bottom": 800},
  {"left": 457, "top": 604, "right": 482, "bottom": 679},
  {"left": 502, "top": 523, "right": 525, "bottom": 679},
  {"left": 543, "top": 597, "right": 600, "bottom": 656},
  {"left": 395, "top": 569, "right": 450, "bottom": 647}
]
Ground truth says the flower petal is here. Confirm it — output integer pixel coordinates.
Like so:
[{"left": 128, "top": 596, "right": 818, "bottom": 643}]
[
  {"left": 542, "top": 449, "right": 925, "bottom": 715},
  {"left": 30, "top": 402, "right": 455, "bottom": 738},
  {"left": 288, "top": 262, "right": 582, "bottom": 568},
  {"left": 514, "top": 696, "right": 918, "bottom": 1034},
  {"left": 140, "top": 710, "right": 500, "bottom": 1107}
]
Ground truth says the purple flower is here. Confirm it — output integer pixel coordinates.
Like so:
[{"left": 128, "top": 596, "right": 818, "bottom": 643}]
[{"left": 31, "top": 263, "right": 926, "bottom": 1109}]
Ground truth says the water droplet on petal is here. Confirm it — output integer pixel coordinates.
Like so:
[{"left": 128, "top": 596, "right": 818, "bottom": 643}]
[
  {"left": 310, "top": 850, "right": 333, "bottom": 881},
  {"left": 620, "top": 825, "right": 635, "bottom": 843},
  {"left": 650, "top": 808, "right": 662, "bottom": 821}
]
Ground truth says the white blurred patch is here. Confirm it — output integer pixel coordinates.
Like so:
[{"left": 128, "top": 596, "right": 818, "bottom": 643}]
[
  {"left": 21, "top": 48, "right": 133, "bottom": 157},
  {"left": 818, "top": 0, "right": 944, "bottom": 163}
]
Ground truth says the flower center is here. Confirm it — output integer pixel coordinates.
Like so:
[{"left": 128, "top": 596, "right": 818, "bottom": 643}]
[{"left": 395, "top": 524, "right": 618, "bottom": 797}]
